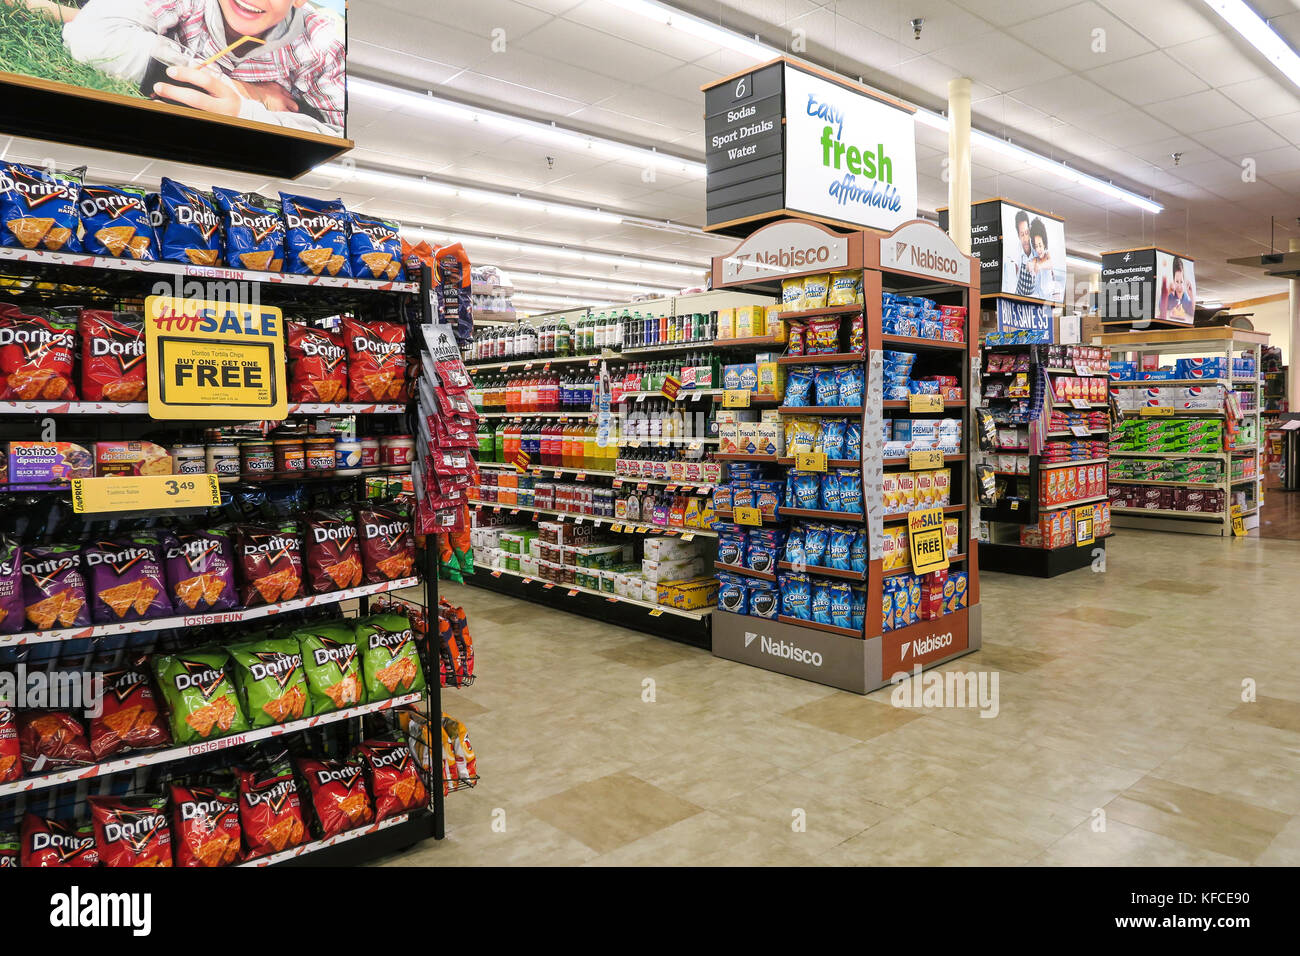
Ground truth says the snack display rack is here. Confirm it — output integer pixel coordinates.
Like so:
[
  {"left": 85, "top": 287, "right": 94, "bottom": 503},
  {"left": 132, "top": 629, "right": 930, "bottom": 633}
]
[
  {"left": 0, "top": 251, "right": 444, "bottom": 866},
  {"left": 1101, "top": 327, "right": 1267, "bottom": 537},
  {"left": 707, "top": 218, "right": 981, "bottom": 694}
]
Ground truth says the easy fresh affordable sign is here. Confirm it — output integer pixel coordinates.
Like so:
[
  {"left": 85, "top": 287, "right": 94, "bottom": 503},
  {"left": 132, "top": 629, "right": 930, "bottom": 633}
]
[
  {"left": 144, "top": 296, "right": 287, "bottom": 420},
  {"left": 783, "top": 64, "right": 917, "bottom": 233}
]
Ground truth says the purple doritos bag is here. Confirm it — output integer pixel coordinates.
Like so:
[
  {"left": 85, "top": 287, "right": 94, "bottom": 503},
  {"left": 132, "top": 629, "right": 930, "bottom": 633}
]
[
  {"left": 21, "top": 545, "right": 90, "bottom": 631},
  {"left": 0, "top": 536, "right": 23, "bottom": 634},
  {"left": 162, "top": 528, "right": 237, "bottom": 613},
  {"left": 82, "top": 536, "right": 172, "bottom": 624}
]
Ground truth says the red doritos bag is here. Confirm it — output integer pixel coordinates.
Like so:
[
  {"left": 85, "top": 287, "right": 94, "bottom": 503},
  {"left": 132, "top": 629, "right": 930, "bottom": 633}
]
[
  {"left": 297, "top": 756, "right": 374, "bottom": 837},
  {"left": 89, "top": 663, "right": 170, "bottom": 761},
  {"left": 171, "top": 784, "right": 241, "bottom": 867},
  {"left": 89, "top": 795, "right": 172, "bottom": 867},
  {"left": 237, "top": 759, "right": 308, "bottom": 858},
  {"left": 354, "top": 739, "right": 427, "bottom": 821},
  {"left": 0, "top": 306, "right": 77, "bottom": 401},
  {"left": 342, "top": 317, "right": 405, "bottom": 403},
  {"left": 21, "top": 814, "right": 99, "bottom": 867},
  {"left": 356, "top": 506, "right": 415, "bottom": 584},
  {"left": 287, "top": 322, "right": 348, "bottom": 404},
  {"left": 0, "top": 708, "right": 19, "bottom": 782},
  {"left": 232, "top": 522, "right": 303, "bottom": 607},
  {"left": 304, "top": 507, "right": 361, "bottom": 593},
  {"left": 18, "top": 710, "right": 94, "bottom": 772},
  {"left": 79, "top": 309, "right": 146, "bottom": 402}
]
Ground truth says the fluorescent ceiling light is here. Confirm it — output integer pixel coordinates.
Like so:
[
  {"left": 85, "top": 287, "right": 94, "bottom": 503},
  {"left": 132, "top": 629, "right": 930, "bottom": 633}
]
[
  {"left": 349, "top": 77, "right": 705, "bottom": 177},
  {"left": 1201, "top": 0, "right": 1300, "bottom": 88},
  {"left": 604, "top": 0, "right": 772, "bottom": 59},
  {"left": 1066, "top": 255, "right": 1102, "bottom": 272},
  {"left": 514, "top": 272, "right": 679, "bottom": 296}
]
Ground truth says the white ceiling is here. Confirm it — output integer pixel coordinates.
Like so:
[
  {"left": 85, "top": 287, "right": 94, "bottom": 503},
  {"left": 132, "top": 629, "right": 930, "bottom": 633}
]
[{"left": 3, "top": 0, "right": 1299, "bottom": 305}]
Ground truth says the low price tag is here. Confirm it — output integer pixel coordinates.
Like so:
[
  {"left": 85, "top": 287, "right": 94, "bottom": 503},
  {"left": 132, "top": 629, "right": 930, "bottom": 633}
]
[
  {"left": 909, "top": 449, "right": 944, "bottom": 469},
  {"left": 794, "top": 452, "right": 827, "bottom": 472},
  {"left": 513, "top": 451, "right": 531, "bottom": 473},
  {"left": 1231, "top": 504, "right": 1246, "bottom": 537},
  {"left": 1074, "top": 505, "right": 1096, "bottom": 547},
  {"left": 1070, "top": 398, "right": 1092, "bottom": 410},
  {"left": 1069, "top": 425, "right": 1091, "bottom": 437},
  {"left": 71, "top": 474, "right": 221, "bottom": 514},
  {"left": 660, "top": 376, "right": 682, "bottom": 401},
  {"left": 907, "top": 506, "right": 949, "bottom": 574},
  {"left": 722, "top": 390, "right": 751, "bottom": 408},
  {"left": 909, "top": 394, "right": 944, "bottom": 413},
  {"left": 1141, "top": 407, "right": 1175, "bottom": 417},
  {"left": 733, "top": 506, "right": 763, "bottom": 526}
]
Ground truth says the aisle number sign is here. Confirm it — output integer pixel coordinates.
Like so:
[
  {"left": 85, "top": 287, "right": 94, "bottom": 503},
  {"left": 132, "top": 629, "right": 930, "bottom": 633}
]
[
  {"left": 144, "top": 295, "right": 287, "bottom": 420},
  {"left": 907, "top": 506, "right": 949, "bottom": 574},
  {"left": 72, "top": 474, "right": 221, "bottom": 514}
]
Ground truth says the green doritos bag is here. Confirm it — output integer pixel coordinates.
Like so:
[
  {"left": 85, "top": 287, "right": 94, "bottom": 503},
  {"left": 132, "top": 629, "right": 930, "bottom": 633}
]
[
  {"left": 295, "top": 621, "right": 366, "bottom": 714},
  {"left": 354, "top": 613, "right": 426, "bottom": 701},
  {"left": 228, "top": 637, "right": 312, "bottom": 729},
  {"left": 0, "top": 831, "right": 17, "bottom": 868},
  {"left": 152, "top": 647, "right": 250, "bottom": 745}
]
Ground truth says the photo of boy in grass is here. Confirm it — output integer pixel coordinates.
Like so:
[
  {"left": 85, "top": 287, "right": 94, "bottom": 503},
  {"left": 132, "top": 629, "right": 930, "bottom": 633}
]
[{"left": 0, "top": 0, "right": 345, "bottom": 137}]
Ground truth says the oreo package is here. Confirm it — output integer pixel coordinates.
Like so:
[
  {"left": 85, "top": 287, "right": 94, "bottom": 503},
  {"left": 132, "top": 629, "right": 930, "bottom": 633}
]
[
  {"left": 156, "top": 178, "right": 221, "bottom": 266},
  {"left": 0, "top": 162, "right": 83, "bottom": 252},
  {"left": 78, "top": 183, "right": 156, "bottom": 259},
  {"left": 281, "top": 193, "right": 350, "bottom": 277},
  {"left": 347, "top": 211, "right": 404, "bottom": 281},
  {"left": 212, "top": 187, "right": 284, "bottom": 272}
]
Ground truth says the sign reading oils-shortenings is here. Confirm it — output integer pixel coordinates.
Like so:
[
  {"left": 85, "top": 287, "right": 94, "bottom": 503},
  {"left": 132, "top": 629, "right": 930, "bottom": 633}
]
[{"left": 144, "top": 296, "right": 286, "bottom": 420}]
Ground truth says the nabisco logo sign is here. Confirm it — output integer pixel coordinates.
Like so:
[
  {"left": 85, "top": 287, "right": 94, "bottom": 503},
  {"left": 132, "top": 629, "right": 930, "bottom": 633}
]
[
  {"left": 721, "top": 221, "right": 849, "bottom": 283},
  {"left": 744, "top": 630, "right": 824, "bottom": 668},
  {"left": 880, "top": 220, "right": 968, "bottom": 282}
]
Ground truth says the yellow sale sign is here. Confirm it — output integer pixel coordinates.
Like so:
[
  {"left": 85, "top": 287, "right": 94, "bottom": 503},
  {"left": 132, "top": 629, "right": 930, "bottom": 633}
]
[
  {"left": 907, "top": 506, "right": 949, "bottom": 574},
  {"left": 144, "top": 295, "right": 287, "bottom": 420}
]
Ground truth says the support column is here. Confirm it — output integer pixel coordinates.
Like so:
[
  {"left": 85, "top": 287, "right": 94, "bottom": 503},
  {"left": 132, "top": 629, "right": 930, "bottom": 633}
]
[
  {"left": 947, "top": 77, "right": 972, "bottom": 255},
  {"left": 1290, "top": 238, "right": 1299, "bottom": 412}
]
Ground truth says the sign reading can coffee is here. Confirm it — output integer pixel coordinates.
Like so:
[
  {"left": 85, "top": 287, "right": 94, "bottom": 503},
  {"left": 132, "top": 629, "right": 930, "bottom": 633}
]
[{"left": 1099, "top": 247, "right": 1196, "bottom": 328}]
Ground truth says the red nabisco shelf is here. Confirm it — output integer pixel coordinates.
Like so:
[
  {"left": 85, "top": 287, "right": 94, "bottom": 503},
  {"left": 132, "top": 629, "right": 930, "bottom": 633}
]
[
  {"left": 777, "top": 406, "right": 863, "bottom": 416},
  {"left": 776, "top": 561, "right": 866, "bottom": 581},
  {"left": 778, "top": 352, "right": 865, "bottom": 365},
  {"left": 773, "top": 304, "right": 864, "bottom": 321},
  {"left": 0, "top": 576, "right": 419, "bottom": 647},
  {"left": 0, "top": 693, "right": 422, "bottom": 797},
  {"left": 715, "top": 453, "right": 780, "bottom": 463},
  {"left": 882, "top": 554, "right": 967, "bottom": 578},
  {"left": 715, "top": 509, "right": 782, "bottom": 525},
  {"left": 779, "top": 507, "right": 864, "bottom": 521},
  {"left": 881, "top": 334, "right": 968, "bottom": 352},
  {"left": 882, "top": 400, "right": 965, "bottom": 410},
  {"left": 714, "top": 562, "right": 777, "bottom": 582},
  {"left": 777, "top": 615, "right": 862, "bottom": 639},
  {"left": 882, "top": 453, "right": 967, "bottom": 466},
  {"left": 883, "top": 505, "right": 966, "bottom": 523},
  {"left": 776, "top": 457, "right": 860, "bottom": 468}
]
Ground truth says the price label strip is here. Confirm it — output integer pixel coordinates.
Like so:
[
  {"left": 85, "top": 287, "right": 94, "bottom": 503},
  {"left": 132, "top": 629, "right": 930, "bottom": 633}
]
[
  {"left": 794, "top": 452, "right": 827, "bottom": 472},
  {"left": 71, "top": 474, "right": 221, "bottom": 514},
  {"left": 722, "top": 390, "right": 751, "bottom": 408},
  {"left": 908, "top": 394, "right": 944, "bottom": 413},
  {"left": 908, "top": 449, "right": 944, "bottom": 469}
]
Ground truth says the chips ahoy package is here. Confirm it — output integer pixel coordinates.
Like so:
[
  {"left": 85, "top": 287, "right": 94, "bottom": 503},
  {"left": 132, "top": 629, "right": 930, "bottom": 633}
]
[
  {"left": 156, "top": 178, "right": 221, "bottom": 266},
  {"left": 78, "top": 183, "right": 156, "bottom": 259},
  {"left": 0, "top": 162, "right": 83, "bottom": 252},
  {"left": 347, "top": 212, "right": 404, "bottom": 281},
  {"left": 212, "top": 187, "right": 284, "bottom": 272},
  {"left": 281, "top": 193, "right": 350, "bottom": 277}
]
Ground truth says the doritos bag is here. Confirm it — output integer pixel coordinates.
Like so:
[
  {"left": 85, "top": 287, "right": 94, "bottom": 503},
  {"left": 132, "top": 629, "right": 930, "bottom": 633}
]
[
  {"left": 0, "top": 306, "right": 77, "bottom": 401},
  {"left": 18, "top": 710, "right": 94, "bottom": 771},
  {"left": 287, "top": 322, "right": 347, "bottom": 404},
  {"left": 21, "top": 814, "right": 99, "bottom": 867},
  {"left": 356, "top": 506, "right": 415, "bottom": 584},
  {"left": 295, "top": 621, "right": 365, "bottom": 714},
  {"left": 443, "top": 713, "right": 477, "bottom": 788},
  {"left": 233, "top": 522, "right": 303, "bottom": 607},
  {"left": 152, "top": 647, "right": 250, "bottom": 745},
  {"left": 0, "top": 708, "right": 19, "bottom": 782},
  {"left": 172, "top": 784, "right": 241, "bottom": 867},
  {"left": 88, "top": 663, "right": 170, "bottom": 761},
  {"left": 305, "top": 507, "right": 361, "bottom": 593},
  {"left": 297, "top": 756, "right": 374, "bottom": 837},
  {"left": 163, "top": 528, "right": 237, "bottom": 613},
  {"left": 156, "top": 177, "right": 221, "bottom": 266},
  {"left": 0, "top": 535, "right": 22, "bottom": 635},
  {"left": 355, "top": 612, "right": 426, "bottom": 700},
  {"left": 0, "top": 162, "right": 83, "bottom": 252},
  {"left": 354, "top": 739, "right": 427, "bottom": 821},
  {"left": 0, "top": 832, "right": 16, "bottom": 867},
  {"left": 83, "top": 535, "right": 173, "bottom": 624},
  {"left": 212, "top": 187, "right": 284, "bottom": 272},
  {"left": 21, "top": 544, "right": 90, "bottom": 630},
  {"left": 237, "top": 758, "right": 308, "bottom": 857},
  {"left": 89, "top": 795, "right": 172, "bottom": 867},
  {"left": 347, "top": 212, "right": 404, "bottom": 281},
  {"left": 77, "top": 183, "right": 156, "bottom": 259},
  {"left": 342, "top": 317, "right": 405, "bottom": 402},
  {"left": 281, "top": 192, "right": 350, "bottom": 277},
  {"left": 79, "top": 309, "right": 146, "bottom": 402},
  {"left": 227, "top": 636, "right": 311, "bottom": 729}
]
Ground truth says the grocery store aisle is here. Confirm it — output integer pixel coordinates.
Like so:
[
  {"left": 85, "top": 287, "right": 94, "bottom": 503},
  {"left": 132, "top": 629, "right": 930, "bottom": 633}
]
[{"left": 385, "top": 531, "right": 1300, "bottom": 866}]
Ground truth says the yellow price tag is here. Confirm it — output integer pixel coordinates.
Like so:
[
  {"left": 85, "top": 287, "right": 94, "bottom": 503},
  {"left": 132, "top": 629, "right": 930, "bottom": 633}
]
[
  {"left": 909, "top": 449, "right": 944, "bottom": 469},
  {"left": 794, "top": 451, "right": 827, "bottom": 472},
  {"left": 907, "top": 506, "right": 949, "bottom": 574},
  {"left": 722, "top": 390, "right": 751, "bottom": 408},
  {"left": 909, "top": 394, "right": 944, "bottom": 413},
  {"left": 71, "top": 474, "right": 221, "bottom": 514},
  {"left": 1140, "top": 406, "right": 1175, "bottom": 417},
  {"left": 733, "top": 506, "right": 763, "bottom": 526},
  {"left": 1231, "top": 504, "right": 1246, "bottom": 537},
  {"left": 648, "top": 608, "right": 665, "bottom": 617},
  {"left": 1074, "top": 505, "right": 1097, "bottom": 547}
]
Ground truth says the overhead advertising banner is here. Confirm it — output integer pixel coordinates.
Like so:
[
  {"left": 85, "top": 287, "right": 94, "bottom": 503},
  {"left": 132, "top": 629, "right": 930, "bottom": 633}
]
[
  {"left": 1099, "top": 247, "right": 1195, "bottom": 327},
  {"left": 1155, "top": 250, "right": 1196, "bottom": 325},
  {"left": 938, "top": 199, "right": 1065, "bottom": 304},
  {"left": 704, "top": 62, "right": 785, "bottom": 229},
  {"left": 783, "top": 64, "right": 917, "bottom": 233},
  {"left": 995, "top": 298, "right": 1054, "bottom": 340}
]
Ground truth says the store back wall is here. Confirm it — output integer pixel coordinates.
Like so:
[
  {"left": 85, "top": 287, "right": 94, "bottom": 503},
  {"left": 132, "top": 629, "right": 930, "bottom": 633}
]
[{"left": 1231, "top": 295, "right": 1292, "bottom": 365}]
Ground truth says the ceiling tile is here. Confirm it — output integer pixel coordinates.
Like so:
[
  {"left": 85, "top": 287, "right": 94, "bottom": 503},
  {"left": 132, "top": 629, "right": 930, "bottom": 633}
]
[
  {"left": 1095, "top": 0, "right": 1224, "bottom": 47},
  {"left": 1193, "top": 121, "right": 1290, "bottom": 158},
  {"left": 1008, "top": 1, "right": 1156, "bottom": 72},
  {"left": 1084, "top": 51, "right": 1209, "bottom": 105}
]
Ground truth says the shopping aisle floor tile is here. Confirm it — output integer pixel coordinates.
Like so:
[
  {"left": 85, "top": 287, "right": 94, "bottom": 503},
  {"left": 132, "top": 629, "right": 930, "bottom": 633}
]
[{"left": 524, "top": 772, "right": 704, "bottom": 854}]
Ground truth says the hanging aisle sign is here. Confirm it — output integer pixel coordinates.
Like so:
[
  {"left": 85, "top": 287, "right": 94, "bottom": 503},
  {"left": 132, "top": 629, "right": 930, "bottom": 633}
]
[{"left": 144, "top": 295, "right": 287, "bottom": 421}]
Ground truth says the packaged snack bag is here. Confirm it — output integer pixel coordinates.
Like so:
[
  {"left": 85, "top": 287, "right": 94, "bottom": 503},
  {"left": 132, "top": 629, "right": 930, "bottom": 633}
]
[
  {"left": 232, "top": 522, "right": 303, "bottom": 607},
  {"left": 0, "top": 307, "right": 77, "bottom": 401},
  {"left": 88, "top": 662, "right": 169, "bottom": 760},
  {"left": 827, "top": 271, "right": 859, "bottom": 306},
  {"left": 21, "top": 544, "right": 90, "bottom": 630},
  {"left": 155, "top": 177, "right": 221, "bottom": 265},
  {"left": 151, "top": 647, "right": 250, "bottom": 745},
  {"left": 0, "top": 535, "right": 23, "bottom": 634},
  {"left": 297, "top": 756, "right": 375, "bottom": 837},
  {"left": 802, "top": 273, "right": 830, "bottom": 309},
  {"left": 281, "top": 192, "right": 350, "bottom": 276},
  {"left": 211, "top": 187, "right": 284, "bottom": 272},
  {"left": 304, "top": 507, "right": 362, "bottom": 593},
  {"left": 228, "top": 636, "right": 311, "bottom": 729},
  {"left": 0, "top": 162, "right": 83, "bottom": 252},
  {"left": 0, "top": 708, "right": 18, "bottom": 782},
  {"left": 354, "top": 739, "right": 429, "bottom": 821},
  {"left": 829, "top": 581, "right": 854, "bottom": 628},
  {"left": 163, "top": 529, "right": 237, "bottom": 612},
  {"left": 355, "top": 612, "right": 427, "bottom": 700},
  {"left": 18, "top": 710, "right": 94, "bottom": 771},
  {"left": 237, "top": 757, "right": 308, "bottom": 857},
  {"left": 781, "top": 276, "right": 805, "bottom": 311},
  {"left": 20, "top": 814, "right": 99, "bottom": 867},
  {"left": 347, "top": 211, "right": 405, "bottom": 280},
  {"left": 441, "top": 714, "right": 477, "bottom": 791},
  {"left": 0, "top": 831, "right": 16, "bottom": 867},
  {"left": 295, "top": 621, "right": 366, "bottom": 714},
  {"left": 356, "top": 506, "right": 415, "bottom": 583},
  {"left": 342, "top": 317, "right": 405, "bottom": 402},
  {"left": 79, "top": 309, "right": 146, "bottom": 402},
  {"left": 83, "top": 535, "right": 172, "bottom": 624},
  {"left": 171, "top": 784, "right": 241, "bottom": 867},
  {"left": 287, "top": 322, "right": 348, "bottom": 404},
  {"left": 78, "top": 183, "right": 156, "bottom": 259},
  {"left": 89, "top": 795, "right": 172, "bottom": 867}
]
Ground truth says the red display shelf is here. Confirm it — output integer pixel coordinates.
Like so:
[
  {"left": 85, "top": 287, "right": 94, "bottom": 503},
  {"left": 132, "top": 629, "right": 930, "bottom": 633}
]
[
  {"left": 714, "top": 562, "right": 777, "bottom": 582},
  {"left": 777, "top": 406, "right": 863, "bottom": 416},
  {"left": 776, "top": 562, "right": 866, "bottom": 581},
  {"left": 779, "top": 507, "right": 864, "bottom": 521},
  {"left": 777, "top": 615, "right": 862, "bottom": 639},
  {"left": 881, "top": 334, "right": 968, "bottom": 352},
  {"left": 777, "top": 352, "right": 865, "bottom": 365}
]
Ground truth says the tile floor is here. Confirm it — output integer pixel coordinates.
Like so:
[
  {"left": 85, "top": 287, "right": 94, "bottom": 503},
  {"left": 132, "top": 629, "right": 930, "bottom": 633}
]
[{"left": 381, "top": 526, "right": 1300, "bottom": 866}]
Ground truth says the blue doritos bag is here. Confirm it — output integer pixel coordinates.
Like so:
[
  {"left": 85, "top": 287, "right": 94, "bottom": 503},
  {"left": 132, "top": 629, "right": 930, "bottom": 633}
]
[
  {"left": 78, "top": 183, "right": 156, "bottom": 259},
  {"left": 347, "top": 212, "right": 405, "bottom": 281},
  {"left": 280, "top": 193, "right": 350, "bottom": 277},
  {"left": 0, "top": 162, "right": 83, "bottom": 253},
  {"left": 212, "top": 187, "right": 284, "bottom": 273},
  {"left": 156, "top": 177, "right": 221, "bottom": 265}
]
